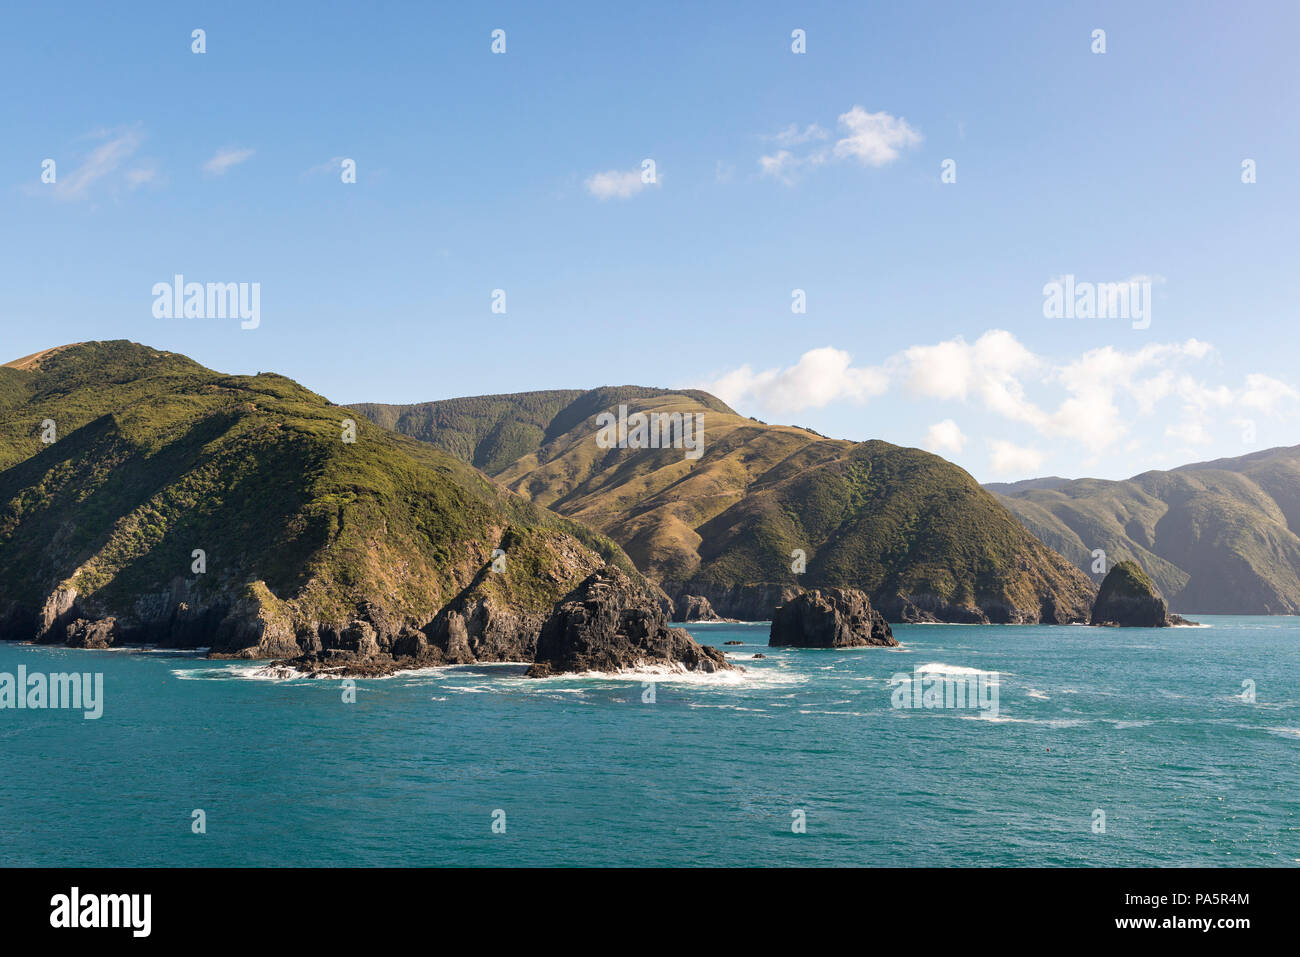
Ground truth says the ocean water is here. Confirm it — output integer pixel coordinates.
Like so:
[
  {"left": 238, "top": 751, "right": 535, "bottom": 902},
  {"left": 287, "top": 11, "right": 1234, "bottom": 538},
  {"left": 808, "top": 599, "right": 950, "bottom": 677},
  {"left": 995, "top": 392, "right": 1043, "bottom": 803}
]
[{"left": 1, "top": 616, "right": 1296, "bottom": 867}]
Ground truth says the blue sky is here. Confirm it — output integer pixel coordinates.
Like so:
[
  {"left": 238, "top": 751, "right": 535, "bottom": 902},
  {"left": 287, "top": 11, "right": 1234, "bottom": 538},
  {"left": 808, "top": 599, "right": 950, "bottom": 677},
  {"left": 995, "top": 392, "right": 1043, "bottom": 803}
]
[{"left": 3, "top": 1, "right": 1298, "bottom": 482}]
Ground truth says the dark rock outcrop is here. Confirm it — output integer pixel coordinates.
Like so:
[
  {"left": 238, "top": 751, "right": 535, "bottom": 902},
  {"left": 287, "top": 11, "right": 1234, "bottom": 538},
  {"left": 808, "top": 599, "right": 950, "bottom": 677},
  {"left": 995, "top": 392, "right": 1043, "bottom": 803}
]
[
  {"left": 769, "top": 588, "right": 897, "bottom": 648},
  {"left": 674, "top": 594, "right": 723, "bottom": 622},
  {"left": 1090, "top": 560, "right": 1197, "bottom": 627},
  {"left": 423, "top": 595, "right": 545, "bottom": 664},
  {"left": 527, "top": 567, "right": 733, "bottom": 677},
  {"left": 876, "top": 595, "right": 984, "bottom": 624},
  {"left": 664, "top": 582, "right": 799, "bottom": 622},
  {"left": 668, "top": 579, "right": 1089, "bottom": 625},
  {"left": 65, "top": 617, "right": 118, "bottom": 649}
]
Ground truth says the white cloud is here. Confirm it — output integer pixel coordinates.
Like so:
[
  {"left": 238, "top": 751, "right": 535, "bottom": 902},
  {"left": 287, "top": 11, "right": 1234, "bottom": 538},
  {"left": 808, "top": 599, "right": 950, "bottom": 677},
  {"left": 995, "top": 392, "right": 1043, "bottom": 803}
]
[
  {"left": 51, "top": 128, "right": 142, "bottom": 200},
  {"left": 759, "top": 106, "right": 920, "bottom": 183},
  {"left": 923, "top": 419, "right": 966, "bottom": 455},
  {"left": 758, "top": 150, "right": 800, "bottom": 183},
  {"left": 1165, "top": 417, "right": 1214, "bottom": 446},
  {"left": 1239, "top": 373, "right": 1300, "bottom": 413},
  {"left": 203, "top": 148, "right": 255, "bottom": 176},
  {"left": 988, "top": 440, "right": 1045, "bottom": 476},
  {"left": 705, "top": 331, "right": 1297, "bottom": 464},
  {"left": 584, "top": 167, "right": 658, "bottom": 200},
  {"left": 832, "top": 106, "right": 923, "bottom": 167},
  {"left": 901, "top": 330, "right": 1043, "bottom": 428},
  {"left": 1048, "top": 341, "right": 1214, "bottom": 453},
  {"left": 702, "top": 347, "right": 887, "bottom": 414}
]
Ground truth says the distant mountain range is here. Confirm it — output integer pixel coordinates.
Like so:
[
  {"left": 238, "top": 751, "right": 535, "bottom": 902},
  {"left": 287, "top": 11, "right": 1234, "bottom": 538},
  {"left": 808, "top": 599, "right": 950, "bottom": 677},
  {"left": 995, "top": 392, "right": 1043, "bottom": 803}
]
[
  {"left": 354, "top": 388, "right": 1096, "bottom": 623},
  {"left": 990, "top": 447, "right": 1300, "bottom": 614}
]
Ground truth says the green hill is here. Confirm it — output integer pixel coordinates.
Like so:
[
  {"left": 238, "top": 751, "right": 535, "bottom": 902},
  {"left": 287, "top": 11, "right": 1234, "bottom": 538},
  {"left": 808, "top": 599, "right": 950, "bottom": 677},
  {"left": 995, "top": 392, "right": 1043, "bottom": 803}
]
[
  {"left": 992, "top": 447, "right": 1300, "bottom": 614},
  {"left": 356, "top": 388, "right": 1096, "bottom": 623},
  {"left": 0, "top": 342, "right": 638, "bottom": 657}
]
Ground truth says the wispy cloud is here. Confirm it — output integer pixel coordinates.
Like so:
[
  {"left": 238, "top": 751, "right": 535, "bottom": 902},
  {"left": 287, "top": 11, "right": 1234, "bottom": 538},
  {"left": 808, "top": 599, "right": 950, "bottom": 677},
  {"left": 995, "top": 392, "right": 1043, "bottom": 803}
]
[
  {"left": 767, "top": 123, "right": 829, "bottom": 148},
  {"left": 584, "top": 166, "right": 658, "bottom": 200},
  {"left": 302, "top": 156, "right": 347, "bottom": 179},
  {"left": 759, "top": 106, "right": 922, "bottom": 184},
  {"left": 203, "top": 147, "right": 255, "bottom": 176},
  {"left": 50, "top": 127, "right": 142, "bottom": 201}
]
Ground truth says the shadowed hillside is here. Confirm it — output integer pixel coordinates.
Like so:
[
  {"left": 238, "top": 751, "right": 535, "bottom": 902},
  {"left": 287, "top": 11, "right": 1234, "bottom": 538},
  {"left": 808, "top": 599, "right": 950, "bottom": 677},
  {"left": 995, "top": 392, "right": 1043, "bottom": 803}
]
[
  {"left": 0, "top": 342, "right": 641, "bottom": 657},
  {"left": 992, "top": 447, "right": 1300, "bottom": 614}
]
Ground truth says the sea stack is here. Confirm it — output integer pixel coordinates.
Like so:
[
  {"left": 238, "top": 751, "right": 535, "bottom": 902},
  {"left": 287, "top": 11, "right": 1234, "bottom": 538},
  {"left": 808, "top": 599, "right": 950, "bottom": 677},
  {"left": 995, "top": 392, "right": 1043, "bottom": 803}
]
[
  {"left": 769, "top": 588, "right": 897, "bottom": 648},
  {"left": 527, "top": 567, "right": 734, "bottom": 676},
  {"left": 673, "top": 593, "right": 723, "bottom": 622},
  {"left": 1090, "top": 560, "right": 1196, "bottom": 627}
]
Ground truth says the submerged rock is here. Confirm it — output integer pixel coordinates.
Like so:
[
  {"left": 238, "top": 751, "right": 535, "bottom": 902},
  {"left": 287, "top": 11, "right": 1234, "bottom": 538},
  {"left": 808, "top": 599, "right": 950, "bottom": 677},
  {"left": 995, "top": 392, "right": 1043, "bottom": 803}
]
[
  {"left": 1090, "top": 560, "right": 1197, "bottom": 627},
  {"left": 527, "top": 567, "right": 733, "bottom": 677},
  {"left": 769, "top": 588, "right": 897, "bottom": 648}
]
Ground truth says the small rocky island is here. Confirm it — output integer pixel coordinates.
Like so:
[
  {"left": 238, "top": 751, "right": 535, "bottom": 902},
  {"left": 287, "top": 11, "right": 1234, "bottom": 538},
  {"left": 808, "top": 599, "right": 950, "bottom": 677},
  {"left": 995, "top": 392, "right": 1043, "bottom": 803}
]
[
  {"left": 1090, "top": 560, "right": 1196, "bottom": 627},
  {"left": 769, "top": 588, "right": 897, "bottom": 648},
  {"left": 528, "top": 568, "right": 733, "bottom": 676}
]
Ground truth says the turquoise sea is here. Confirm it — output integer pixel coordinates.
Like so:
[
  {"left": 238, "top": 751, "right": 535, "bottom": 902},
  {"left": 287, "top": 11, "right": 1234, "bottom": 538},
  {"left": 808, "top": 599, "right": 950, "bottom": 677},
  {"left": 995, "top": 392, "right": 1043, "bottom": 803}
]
[{"left": 1, "top": 616, "right": 1296, "bottom": 867}]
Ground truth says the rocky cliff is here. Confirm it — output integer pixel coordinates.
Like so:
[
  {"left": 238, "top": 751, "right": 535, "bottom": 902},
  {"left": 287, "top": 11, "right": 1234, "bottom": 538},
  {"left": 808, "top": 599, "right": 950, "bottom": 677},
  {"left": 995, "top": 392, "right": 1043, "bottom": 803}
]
[
  {"left": 0, "top": 342, "right": 645, "bottom": 667},
  {"left": 527, "top": 567, "right": 733, "bottom": 677},
  {"left": 769, "top": 588, "right": 897, "bottom": 648}
]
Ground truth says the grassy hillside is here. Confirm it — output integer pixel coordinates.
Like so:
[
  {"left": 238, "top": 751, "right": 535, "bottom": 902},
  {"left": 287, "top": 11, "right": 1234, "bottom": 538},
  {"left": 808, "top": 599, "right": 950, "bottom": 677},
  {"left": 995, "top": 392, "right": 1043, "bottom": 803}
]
[
  {"left": 351, "top": 390, "right": 585, "bottom": 476},
  {"left": 359, "top": 388, "right": 1096, "bottom": 622},
  {"left": 350, "top": 386, "right": 735, "bottom": 476},
  {"left": 0, "top": 341, "right": 637, "bottom": 655},
  {"left": 992, "top": 447, "right": 1300, "bottom": 614}
]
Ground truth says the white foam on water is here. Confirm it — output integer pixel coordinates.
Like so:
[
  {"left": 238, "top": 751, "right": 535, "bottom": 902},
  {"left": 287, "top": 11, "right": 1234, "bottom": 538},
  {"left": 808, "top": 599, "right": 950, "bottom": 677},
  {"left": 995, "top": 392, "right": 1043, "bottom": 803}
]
[
  {"left": 913, "top": 662, "right": 1004, "bottom": 678},
  {"left": 521, "top": 661, "right": 807, "bottom": 689},
  {"left": 171, "top": 663, "right": 320, "bottom": 682},
  {"left": 961, "top": 713, "right": 1089, "bottom": 727},
  {"left": 687, "top": 703, "right": 770, "bottom": 713},
  {"left": 97, "top": 645, "right": 210, "bottom": 655}
]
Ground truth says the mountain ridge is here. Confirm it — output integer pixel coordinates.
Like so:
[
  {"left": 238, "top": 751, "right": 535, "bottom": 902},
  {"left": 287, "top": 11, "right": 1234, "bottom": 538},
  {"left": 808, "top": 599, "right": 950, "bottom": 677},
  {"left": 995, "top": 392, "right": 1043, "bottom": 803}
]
[
  {"left": 356, "top": 387, "right": 1098, "bottom": 624},
  {"left": 991, "top": 446, "right": 1300, "bottom": 614}
]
